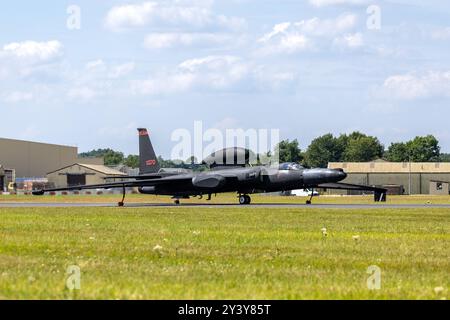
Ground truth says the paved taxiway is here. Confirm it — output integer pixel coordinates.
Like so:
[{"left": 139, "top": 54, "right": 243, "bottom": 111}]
[{"left": 1, "top": 202, "right": 450, "bottom": 209}]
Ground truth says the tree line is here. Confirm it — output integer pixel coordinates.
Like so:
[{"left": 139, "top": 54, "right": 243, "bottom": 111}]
[
  {"left": 79, "top": 133, "right": 450, "bottom": 169},
  {"left": 278, "top": 132, "right": 447, "bottom": 168},
  {"left": 78, "top": 149, "right": 198, "bottom": 169}
]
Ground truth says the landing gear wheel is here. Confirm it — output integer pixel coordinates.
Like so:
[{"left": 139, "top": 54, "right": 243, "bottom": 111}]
[
  {"left": 305, "top": 200, "right": 312, "bottom": 205},
  {"left": 174, "top": 199, "right": 180, "bottom": 205},
  {"left": 118, "top": 202, "right": 125, "bottom": 207},
  {"left": 239, "top": 195, "right": 251, "bottom": 205}
]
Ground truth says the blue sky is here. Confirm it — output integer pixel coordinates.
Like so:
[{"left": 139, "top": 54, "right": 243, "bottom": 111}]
[{"left": 1, "top": 0, "right": 450, "bottom": 157}]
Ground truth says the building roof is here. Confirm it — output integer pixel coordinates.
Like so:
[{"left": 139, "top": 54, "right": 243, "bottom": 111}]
[
  {"left": 0, "top": 137, "right": 76, "bottom": 149},
  {"left": 430, "top": 180, "right": 450, "bottom": 184},
  {"left": 47, "top": 163, "right": 127, "bottom": 176},
  {"left": 328, "top": 162, "right": 450, "bottom": 173}
]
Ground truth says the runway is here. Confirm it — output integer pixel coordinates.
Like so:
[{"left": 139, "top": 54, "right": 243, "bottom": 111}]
[{"left": 1, "top": 202, "right": 450, "bottom": 209}]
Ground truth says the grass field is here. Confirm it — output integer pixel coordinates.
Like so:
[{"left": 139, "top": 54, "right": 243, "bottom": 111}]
[{"left": 0, "top": 205, "right": 448, "bottom": 299}]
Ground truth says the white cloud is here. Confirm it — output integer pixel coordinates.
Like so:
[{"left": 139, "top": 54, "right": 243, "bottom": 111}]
[
  {"left": 132, "top": 55, "right": 250, "bottom": 95},
  {"left": 258, "top": 14, "right": 358, "bottom": 54},
  {"left": 178, "top": 55, "right": 241, "bottom": 72},
  {"left": 1, "top": 40, "right": 62, "bottom": 62},
  {"left": 2, "top": 91, "right": 34, "bottom": 103},
  {"left": 143, "top": 33, "right": 232, "bottom": 49},
  {"left": 64, "top": 60, "right": 137, "bottom": 100},
  {"left": 132, "top": 55, "right": 299, "bottom": 95},
  {"left": 0, "top": 40, "right": 65, "bottom": 84},
  {"left": 83, "top": 60, "right": 135, "bottom": 79},
  {"left": 104, "top": 1, "right": 245, "bottom": 32},
  {"left": 381, "top": 71, "right": 450, "bottom": 100},
  {"left": 309, "top": 0, "right": 370, "bottom": 7},
  {"left": 216, "top": 15, "right": 247, "bottom": 32},
  {"left": 334, "top": 32, "right": 364, "bottom": 48},
  {"left": 104, "top": 2, "right": 157, "bottom": 31},
  {"left": 108, "top": 62, "right": 136, "bottom": 79},
  {"left": 86, "top": 59, "right": 106, "bottom": 71}
]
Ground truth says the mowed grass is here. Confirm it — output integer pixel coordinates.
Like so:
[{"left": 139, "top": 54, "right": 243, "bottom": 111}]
[
  {"left": 0, "top": 206, "right": 449, "bottom": 300},
  {"left": 1, "top": 193, "right": 450, "bottom": 205}
]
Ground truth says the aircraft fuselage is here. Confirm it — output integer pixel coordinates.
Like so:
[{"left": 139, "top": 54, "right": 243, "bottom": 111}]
[{"left": 138, "top": 166, "right": 347, "bottom": 197}]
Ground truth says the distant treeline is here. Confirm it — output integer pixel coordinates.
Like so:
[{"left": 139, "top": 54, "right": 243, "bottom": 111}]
[
  {"left": 278, "top": 132, "right": 448, "bottom": 168},
  {"left": 79, "top": 132, "right": 450, "bottom": 169}
]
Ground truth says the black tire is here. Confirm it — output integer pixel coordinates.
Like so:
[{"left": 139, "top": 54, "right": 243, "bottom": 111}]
[
  {"left": 245, "top": 195, "right": 251, "bottom": 204},
  {"left": 239, "top": 195, "right": 247, "bottom": 205}
]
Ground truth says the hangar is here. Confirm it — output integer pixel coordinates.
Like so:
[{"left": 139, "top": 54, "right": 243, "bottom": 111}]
[
  {"left": 328, "top": 160, "right": 450, "bottom": 195},
  {"left": 47, "top": 163, "right": 126, "bottom": 189},
  {"left": 0, "top": 137, "right": 103, "bottom": 178}
]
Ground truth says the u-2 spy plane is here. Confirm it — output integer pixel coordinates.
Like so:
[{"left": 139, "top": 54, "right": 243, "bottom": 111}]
[{"left": 33, "top": 128, "right": 387, "bottom": 206}]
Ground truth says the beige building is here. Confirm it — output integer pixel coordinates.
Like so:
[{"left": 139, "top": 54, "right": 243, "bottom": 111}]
[
  {"left": 47, "top": 163, "right": 126, "bottom": 188},
  {"left": 429, "top": 180, "right": 450, "bottom": 195},
  {"left": 328, "top": 160, "right": 450, "bottom": 195},
  {"left": 0, "top": 137, "right": 103, "bottom": 178}
]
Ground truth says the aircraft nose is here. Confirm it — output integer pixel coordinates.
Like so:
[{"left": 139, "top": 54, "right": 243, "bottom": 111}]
[
  {"left": 324, "top": 169, "right": 347, "bottom": 182},
  {"left": 334, "top": 168, "right": 347, "bottom": 181},
  {"left": 303, "top": 168, "right": 347, "bottom": 185}
]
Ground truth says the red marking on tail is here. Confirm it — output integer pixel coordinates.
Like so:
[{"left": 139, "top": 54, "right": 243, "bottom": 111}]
[{"left": 138, "top": 129, "right": 149, "bottom": 136}]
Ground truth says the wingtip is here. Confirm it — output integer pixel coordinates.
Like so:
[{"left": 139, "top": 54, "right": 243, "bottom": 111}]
[{"left": 32, "top": 190, "right": 45, "bottom": 196}]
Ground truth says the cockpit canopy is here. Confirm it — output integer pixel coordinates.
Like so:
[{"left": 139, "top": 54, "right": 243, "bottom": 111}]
[
  {"left": 279, "top": 162, "right": 304, "bottom": 171},
  {"left": 202, "top": 147, "right": 252, "bottom": 168}
]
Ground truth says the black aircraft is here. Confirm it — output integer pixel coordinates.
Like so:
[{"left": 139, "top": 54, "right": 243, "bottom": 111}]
[{"left": 33, "top": 128, "right": 387, "bottom": 206}]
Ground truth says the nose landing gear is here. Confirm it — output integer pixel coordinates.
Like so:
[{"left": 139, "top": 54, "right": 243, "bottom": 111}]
[
  {"left": 306, "top": 188, "right": 315, "bottom": 205},
  {"left": 238, "top": 194, "right": 251, "bottom": 205}
]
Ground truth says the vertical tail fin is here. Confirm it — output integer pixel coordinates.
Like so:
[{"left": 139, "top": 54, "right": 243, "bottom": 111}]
[{"left": 137, "top": 128, "right": 160, "bottom": 175}]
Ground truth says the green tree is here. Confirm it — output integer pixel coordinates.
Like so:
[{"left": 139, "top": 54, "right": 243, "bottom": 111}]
[
  {"left": 275, "top": 139, "right": 303, "bottom": 163},
  {"left": 406, "top": 135, "right": 440, "bottom": 162},
  {"left": 124, "top": 155, "right": 139, "bottom": 168},
  {"left": 79, "top": 148, "right": 124, "bottom": 166},
  {"left": 186, "top": 156, "right": 198, "bottom": 164},
  {"left": 385, "top": 135, "right": 440, "bottom": 162},
  {"left": 385, "top": 142, "right": 409, "bottom": 162},
  {"left": 304, "top": 134, "right": 345, "bottom": 168},
  {"left": 342, "top": 133, "right": 384, "bottom": 162}
]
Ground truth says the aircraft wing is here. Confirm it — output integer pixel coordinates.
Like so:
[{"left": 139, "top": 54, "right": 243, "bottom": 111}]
[
  {"left": 32, "top": 175, "right": 192, "bottom": 195},
  {"left": 316, "top": 182, "right": 388, "bottom": 202},
  {"left": 103, "top": 174, "right": 164, "bottom": 180}
]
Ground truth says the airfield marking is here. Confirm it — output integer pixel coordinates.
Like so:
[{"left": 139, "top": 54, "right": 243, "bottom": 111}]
[{"left": 1, "top": 202, "right": 450, "bottom": 209}]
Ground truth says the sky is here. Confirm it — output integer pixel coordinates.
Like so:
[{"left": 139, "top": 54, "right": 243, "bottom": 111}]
[{"left": 1, "top": 0, "right": 450, "bottom": 158}]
